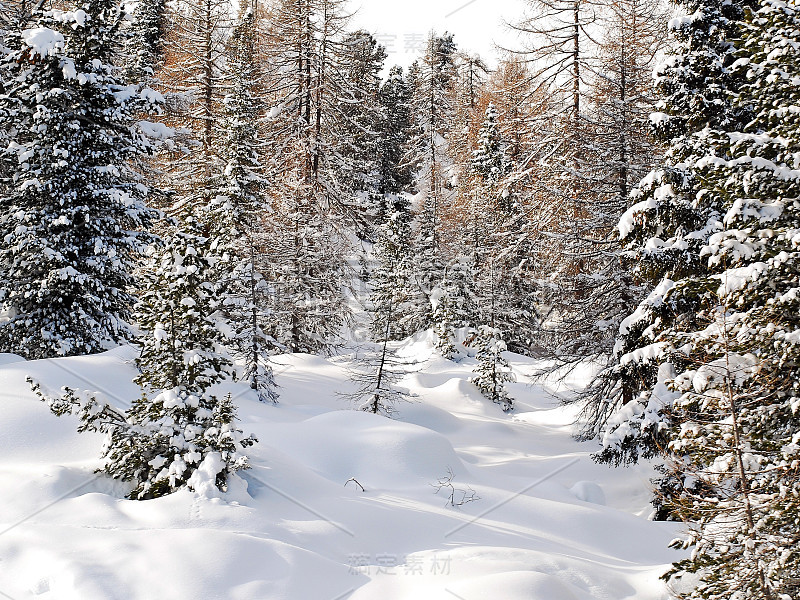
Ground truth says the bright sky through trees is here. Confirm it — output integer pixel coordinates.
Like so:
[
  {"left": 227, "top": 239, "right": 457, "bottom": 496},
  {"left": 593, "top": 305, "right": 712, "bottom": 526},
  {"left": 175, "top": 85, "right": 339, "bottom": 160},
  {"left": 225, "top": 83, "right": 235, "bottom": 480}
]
[{"left": 347, "top": 0, "right": 521, "bottom": 68}]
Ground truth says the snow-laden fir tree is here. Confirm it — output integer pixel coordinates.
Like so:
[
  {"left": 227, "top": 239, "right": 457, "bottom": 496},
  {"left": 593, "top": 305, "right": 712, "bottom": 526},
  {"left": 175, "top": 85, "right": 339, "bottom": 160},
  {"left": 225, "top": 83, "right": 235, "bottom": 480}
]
[
  {"left": 376, "top": 66, "right": 418, "bottom": 208},
  {"left": 656, "top": 0, "right": 800, "bottom": 595},
  {"left": 590, "top": 0, "right": 754, "bottom": 460},
  {"left": 407, "top": 33, "right": 458, "bottom": 329},
  {"left": 0, "top": 0, "right": 159, "bottom": 359},
  {"left": 370, "top": 204, "right": 424, "bottom": 340},
  {"left": 126, "top": 213, "right": 255, "bottom": 498},
  {"left": 469, "top": 102, "right": 539, "bottom": 355},
  {"left": 124, "top": 0, "right": 167, "bottom": 83},
  {"left": 336, "top": 30, "right": 386, "bottom": 201},
  {"left": 432, "top": 256, "right": 479, "bottom": 359},
  {"left": 216, "top": 6, "right": 278, "bottom": 403},
  {"left": 470, "top": 325, "right": 514, "bottom": 411},
  {"left": 30, "top": 211, "right": 256, "bottom": 500}
]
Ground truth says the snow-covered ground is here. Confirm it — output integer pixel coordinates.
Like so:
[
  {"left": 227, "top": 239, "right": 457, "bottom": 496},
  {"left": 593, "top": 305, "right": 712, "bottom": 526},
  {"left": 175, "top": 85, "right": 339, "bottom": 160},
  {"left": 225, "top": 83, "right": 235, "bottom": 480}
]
[{"left": 0, "top": 336, "right": 683, "bottom": 599}]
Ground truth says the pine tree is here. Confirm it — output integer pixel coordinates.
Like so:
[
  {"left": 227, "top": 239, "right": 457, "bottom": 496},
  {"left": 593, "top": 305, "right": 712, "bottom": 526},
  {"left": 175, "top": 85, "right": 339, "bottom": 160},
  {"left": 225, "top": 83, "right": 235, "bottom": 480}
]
[
  {"left": 125, "top": 0, "right": 167, "bottom": 83},
  {"left": 375, "top": 65, "right": 417, "bottom": 218},
  {"left": 470, "top": 325, "right": 514, "bottom": 411},
  {"left": 0, "top": 0, "right": 159, "bottom": 359},
  {"left": 125, "top": 214, "right": 255, "bottom": 498},
  {"left": 370, "top": 206, "right": 422, "bottom": 340},
  {"left": 407, "top": 33, "right": 459, "bottom": 330}
]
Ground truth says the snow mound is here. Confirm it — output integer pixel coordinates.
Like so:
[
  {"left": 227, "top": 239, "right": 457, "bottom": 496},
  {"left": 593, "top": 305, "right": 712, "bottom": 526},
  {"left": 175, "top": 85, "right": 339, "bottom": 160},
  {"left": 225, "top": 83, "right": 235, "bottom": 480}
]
[
  {"left": 570, "top": 481, "right": 607, "bottom": 505},
  {"left": 0, "top": 353, "right": 24, "bottom": 366},
  {"left": 263, "top": 410, "right": 467, "bottom": 489}
]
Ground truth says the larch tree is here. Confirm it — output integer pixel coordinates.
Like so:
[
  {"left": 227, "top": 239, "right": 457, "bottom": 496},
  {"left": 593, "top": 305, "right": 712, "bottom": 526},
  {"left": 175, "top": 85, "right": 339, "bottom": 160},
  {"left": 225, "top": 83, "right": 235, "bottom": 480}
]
[
  {"left": 260, "top": 0, "right": 377, "bottom": 354},
  {"left": 537, "top": 0, "right": 665, "bottom": 397}
]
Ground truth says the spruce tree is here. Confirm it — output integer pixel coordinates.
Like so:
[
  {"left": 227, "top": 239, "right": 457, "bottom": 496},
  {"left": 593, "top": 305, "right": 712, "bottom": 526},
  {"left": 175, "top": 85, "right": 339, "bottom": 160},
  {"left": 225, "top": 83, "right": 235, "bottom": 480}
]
[
  {"left": 592, "top": 0, "right": 755, "bottom": 459},
  {"left": 470, "top": 325, "right": 514, "bottom": 411},
  {"left": 432, "top": 256, "right": 479, "bottom": 359},
  {"left": 370, "top": 206, "right": 422, "bottom": 341},
  {"left": 469, "top": 103, "right": 539, "bottom": 355},
  {"left": 217, "top": 6, "right": 278, "bottom": 403},
  {"left": 126, "top": 214, "right": 255, "bottom": 498},
  {"left": 376, "top": 66, "right": 417, "bottom": 202},
  {"left": 125, "top": 0, "right": 167, "bottom": 83},
  {"left": 29, "top": 211, "right": 256, "bottom": 500},
  {"left": 407, "top": 33, "right": 458, "bottom": 330},
  {"left": 0, "top": 0, "right": 159, "bottom": 359},
  {"left": 659, "top": 0, "right": 800, "bottom": 594}
]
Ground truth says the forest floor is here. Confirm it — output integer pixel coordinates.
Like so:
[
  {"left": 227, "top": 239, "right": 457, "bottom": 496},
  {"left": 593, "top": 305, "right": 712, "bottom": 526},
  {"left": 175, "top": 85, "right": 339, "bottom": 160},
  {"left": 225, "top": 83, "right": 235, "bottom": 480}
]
[{"left": 0, "top": 334, "right": 684, "bottom": 599}]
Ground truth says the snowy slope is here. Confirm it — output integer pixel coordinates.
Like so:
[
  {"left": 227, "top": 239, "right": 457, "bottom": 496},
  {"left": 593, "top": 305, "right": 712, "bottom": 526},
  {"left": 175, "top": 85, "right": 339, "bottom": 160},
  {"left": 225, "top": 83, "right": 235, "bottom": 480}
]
[{"left": 0, "top": 338, "right": 683, "bottom": 600}]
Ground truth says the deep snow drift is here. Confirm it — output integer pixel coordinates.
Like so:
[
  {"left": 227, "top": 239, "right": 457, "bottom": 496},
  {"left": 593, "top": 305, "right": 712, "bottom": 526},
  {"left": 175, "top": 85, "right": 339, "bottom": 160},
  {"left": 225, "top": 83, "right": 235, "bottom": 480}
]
[{"left": 0, "top": 336, "right": 683, "bottom": 599}]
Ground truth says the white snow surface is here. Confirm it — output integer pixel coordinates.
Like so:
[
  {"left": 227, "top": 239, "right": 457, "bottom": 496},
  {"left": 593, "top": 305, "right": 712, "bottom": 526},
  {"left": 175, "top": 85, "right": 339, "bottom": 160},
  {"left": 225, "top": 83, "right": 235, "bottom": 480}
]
[
  {"left": 0, "top": 341, "right": 682, "bottom": 599},
  {"left": 21, "top": 28, "right": 64, "bottom": 58}
]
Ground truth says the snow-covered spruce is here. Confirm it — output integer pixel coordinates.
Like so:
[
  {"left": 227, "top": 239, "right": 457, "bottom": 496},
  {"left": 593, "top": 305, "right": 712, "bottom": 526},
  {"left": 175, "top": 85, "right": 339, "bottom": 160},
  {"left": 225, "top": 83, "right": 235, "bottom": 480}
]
[
  {"left": 370, "top": 207, "right": 424, "bottom": 341},
  {"left": 432, "top": 256, "right": 479, "bottom": 360},
  {"left": 124, "top": 0, "right": 167, "bottom": 82},
  {"left": 468, "top": 102, "right": 539, "bottom": 355},
  {"left": 470, "top": 325, "right": 514, "bottom": 412},
  {"left": 102, "top": 216, "right": 257, "bottom": 499},
  {"left": 0, "top": 0, "right": 160, "bottom": 359},
  {"left": 215, "top": 8, "right": 279, "bottom": 403},
  {"left": 593, "top": 0, "right": 753, "bottom": 463},
  {"left": 406, "top": 33, "right": 459, "bottom": 329},
  {"left": 29, "top": 379, "right": 255, "bottom": 499},
  {"left": 656, "top": 0, "right": 800, "bottom": 595}
]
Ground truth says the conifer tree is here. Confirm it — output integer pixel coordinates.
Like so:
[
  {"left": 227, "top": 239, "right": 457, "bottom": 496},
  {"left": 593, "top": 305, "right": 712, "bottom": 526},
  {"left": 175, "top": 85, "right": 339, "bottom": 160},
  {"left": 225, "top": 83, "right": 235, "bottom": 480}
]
[
  {"left": 337, "top": 29, "right": 386, "bottom": 199},
  {"left": 375, "top": 65, "right": 417, "bottom": 221},
  {"left": 534, "top": 0, "right": 664, "bottom": 387},
  {"left": 157, "top": 0, "right": 231, "bottom": 214},
  {"left": 125, "top": 213, "right": 256, "bottom": 498},
  {"left": 125, "top": 0, "right": 167, "bottom": 83},
  {"left": 407, "top": 33, "right": 458, "bottom": 329},
  {"left": 370, "top": 206, "right": 422, "bottom": 340},
  {"left": 0, "top": 0, "right": 159, "bottom": 359},
  {"left": 470, "top": 325, "right": 514, "bottom": 411},
  {"left": 260, "top": 0, "right": 371, "bottom": 353},
  {"left": 432, "top": 256, "right": 479, "bottom": 358},
  {"left": 590, "top": 0, "right": 755, "bottom": 456},
  {"left": 30, "top": 210, "right": 256, "bottom": 500},
  {"left": 216, "top": 6, "right": 278, "bottom": 402},
  {"left": 469, "top": 102, "right": 539, "bottom": 354},
  {"left": 655, "top": 0, "right": 800, "bottom": 594}
]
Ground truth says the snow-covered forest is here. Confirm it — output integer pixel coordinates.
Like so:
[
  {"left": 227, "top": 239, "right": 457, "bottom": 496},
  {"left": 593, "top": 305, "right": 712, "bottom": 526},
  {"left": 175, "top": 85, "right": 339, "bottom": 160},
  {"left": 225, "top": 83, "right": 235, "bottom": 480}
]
[{"left": 0, "top": 0, "right": 798, "bottom": 596}]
